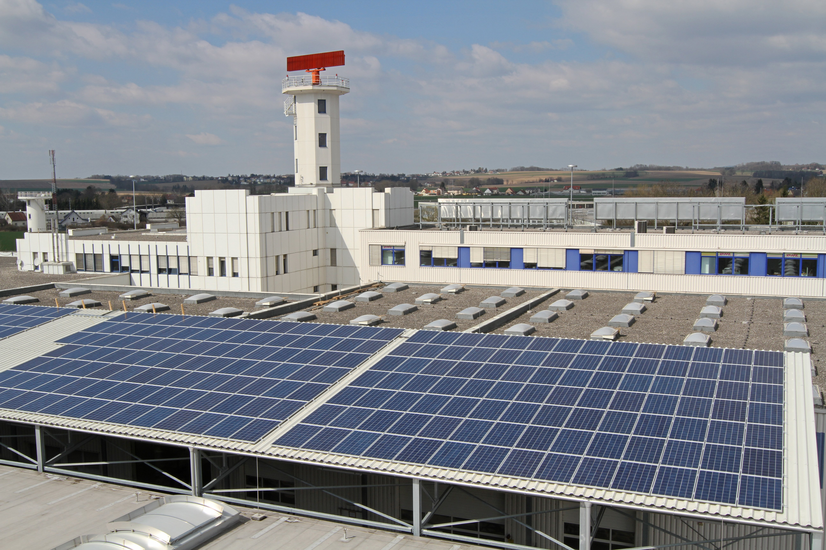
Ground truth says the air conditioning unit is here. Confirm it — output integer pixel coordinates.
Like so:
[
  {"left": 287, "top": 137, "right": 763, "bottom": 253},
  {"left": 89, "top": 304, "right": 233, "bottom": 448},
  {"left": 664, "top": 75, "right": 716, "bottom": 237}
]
[
  {"left": 466, "top": 225, "right": 479, "bottom": 231},
  {"left": 635, "top": 220, "right": 648, "bottom": 233},
  {"left": 663, "top": 226, "right": 675, "bottom": 234}
]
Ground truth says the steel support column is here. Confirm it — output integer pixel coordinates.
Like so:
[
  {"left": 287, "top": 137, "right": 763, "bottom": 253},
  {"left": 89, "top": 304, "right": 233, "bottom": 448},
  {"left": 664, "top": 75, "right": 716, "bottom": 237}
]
[
  {"left": 190, "top": 447, "right": 202, "bottom": 497},
  {"left": 412, "top": 478, "right": 422, "bottom": 537},
  {"left": 579, "top": 502, "right": 591, "bottom": 550},
  {"left": 34, "top": 424, "right": 44, "bottom": 473}
]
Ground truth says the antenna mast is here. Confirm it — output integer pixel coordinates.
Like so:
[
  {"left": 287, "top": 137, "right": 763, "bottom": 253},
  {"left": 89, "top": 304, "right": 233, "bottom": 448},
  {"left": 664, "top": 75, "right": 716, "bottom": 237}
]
[{"left": 48, "top": 150, "right": 58, "bottom": 263}]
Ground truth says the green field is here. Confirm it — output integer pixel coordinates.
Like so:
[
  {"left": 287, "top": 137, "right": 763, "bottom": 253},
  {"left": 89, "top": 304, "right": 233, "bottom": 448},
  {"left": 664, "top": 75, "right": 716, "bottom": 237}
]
[{"left": 0, "top": 232, "right": 23, "bottom": 252}]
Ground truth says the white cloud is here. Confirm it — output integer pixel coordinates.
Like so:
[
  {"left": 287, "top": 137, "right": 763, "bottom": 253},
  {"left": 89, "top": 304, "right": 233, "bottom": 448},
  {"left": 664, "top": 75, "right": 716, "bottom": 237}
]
[
  {"left": 63, "top": 2, "right": 90, "bottom": 14},
  {"left": 0, "top": 99, "right": 149, "bottom": 127},
  {"left": 0, "top": 55, "right": 68, "bottom": 94},
  {"left": 186, "top": 132, "right": 224, "bottom": 145}
]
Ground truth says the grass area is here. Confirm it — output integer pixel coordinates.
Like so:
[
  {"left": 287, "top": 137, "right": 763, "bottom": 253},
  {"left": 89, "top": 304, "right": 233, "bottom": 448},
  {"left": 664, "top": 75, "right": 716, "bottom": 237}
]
[{"left": 0, "top": 231, "right": 23, "bottom": 252}]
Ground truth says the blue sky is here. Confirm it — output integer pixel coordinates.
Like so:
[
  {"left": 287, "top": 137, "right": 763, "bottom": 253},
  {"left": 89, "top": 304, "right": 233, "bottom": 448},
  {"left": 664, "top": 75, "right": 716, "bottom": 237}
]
[{"left": 0, "top": 0, "right": 823, "bottom": 179}]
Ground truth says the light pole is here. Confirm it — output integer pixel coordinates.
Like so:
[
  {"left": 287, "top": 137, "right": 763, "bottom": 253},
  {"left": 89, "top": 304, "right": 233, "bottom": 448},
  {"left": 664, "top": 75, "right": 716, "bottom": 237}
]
[
  {"left": 354, "top": 170, "right": 361, "bottom": 188},
  {"left": 568, "top": 164, "right": 577, "bottom": 226},
  {"left": 131, "top": 179, "right": 137, "bottom": 230}
]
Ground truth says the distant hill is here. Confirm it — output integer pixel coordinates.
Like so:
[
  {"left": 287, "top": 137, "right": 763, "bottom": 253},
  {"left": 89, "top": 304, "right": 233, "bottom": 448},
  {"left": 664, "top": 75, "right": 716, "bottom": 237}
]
[{"left": 0, "top": 179, "right": 115, "bottom": 191}]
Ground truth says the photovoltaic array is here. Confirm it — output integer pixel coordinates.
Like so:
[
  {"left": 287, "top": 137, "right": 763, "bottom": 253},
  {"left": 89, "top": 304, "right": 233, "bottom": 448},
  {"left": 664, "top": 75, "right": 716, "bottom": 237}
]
[
  {"left": 0, "top": 304, "right": 76, "bottom": 339},
  {"left": 0, "top": 312, "right": 402, "bottom": 442},
  {"left": 275, "top": 331, "right": 785, "bottom": 510}
]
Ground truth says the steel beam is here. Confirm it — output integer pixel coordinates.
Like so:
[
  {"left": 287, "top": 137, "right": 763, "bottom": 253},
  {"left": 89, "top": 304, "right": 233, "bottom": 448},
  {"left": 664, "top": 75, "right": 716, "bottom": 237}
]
[
  {"left": 190, "top": 447, "right": 202, "bottom": 497},
  {"left": 34, "top": 425, "right": 44, "bottom": 473},
  {"left": 412, "top": 478, "right": 422, "bottom": 537},
  {"left": 579, "top": 502, "right": 591, "bottom": 550}
]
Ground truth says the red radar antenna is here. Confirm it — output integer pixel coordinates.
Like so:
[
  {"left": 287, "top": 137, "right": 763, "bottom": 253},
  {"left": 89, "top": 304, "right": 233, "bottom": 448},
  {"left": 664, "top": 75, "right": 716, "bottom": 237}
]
[{"left": 287, "top": 50, "right": 345, "bottom": 85}]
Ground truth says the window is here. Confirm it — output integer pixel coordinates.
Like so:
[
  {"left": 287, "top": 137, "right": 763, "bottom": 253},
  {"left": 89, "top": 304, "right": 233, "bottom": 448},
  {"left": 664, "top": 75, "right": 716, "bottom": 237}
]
[
  {"left": 168, "top": 256, "right": 178, "bottom": 275},
  {"left": 179, "top": 256, "right": 188, "bottom": 275},
  {"left": 276, "top": 255, "right": 281, "bottom": 275},
  {"left": 130, "top": 254, "right": 141, "bottom": 273},
  {"left": 295, "top": 158, "right": 298, "bottom": 173},
  {"left": 140, "top": 255, "right": 149, "bottom": 273},
  {"left": 318, "top": 133, "right": 327, "bottom": 147},
  {"left": 318, "top": 99, "right": 326, "bottom": 113},
  {"left": 120, "top": 255, "right": 130, "bottom": 272},
  {"left": 219, "top": 257, "right": 227, "bottom": 277},
  {"left": 420, "top": 246, "right": 458, "bottom": 267},
  {"left": 157, "top": 255, "right": 168, "bottom": 274},
  {"left": 283, "top": 255, "right": 288, "bottom": 274},
  {"left": 523, "top": 248, "right": 565, "bottom": 270},
  {"left": 110, "top": 254, "right": 121, "bottom": 272},
  {"left": 285, "top": 212, "right": 290, "bottom": 231},
  {"left": 381, "top": 245, "right": 405, "bottom": 265},
  {"left": 207, "top": 257, "right": 214, "bottom": 276},
  {"left": 580, "top": 250, "right": 624, "bottom": 272},
  {"left": 330, "top": 248, "right": 337, "bottom": 266},
  {"left": 312, "top": 249, "right": 319, "bottom": 257},
  {"left": 75, "top": 253, "right": 84, "bottom": 271},
  {"left": 701, "top": 252, "right": 748, "bottom": 275},
  {"left": 331, "top": 284, "right": 338, "bottom": 291},
  {"left": 319, "top": 166, "right": 328, "bottom": 181},
  {"left": 231, "top": 257, "right": 239, "bottom": 277},
  {"left": 313, "top": 285, "right": 319, "bottom": 292},
  {"left": 470, "top": 247, "right": 509, "bottom": 268},
  {"left": 189, "top": 257, "right": 198, "bottom": 276},
  {"left": 768, "top": 253, "right": 817, "bottom": 277}
]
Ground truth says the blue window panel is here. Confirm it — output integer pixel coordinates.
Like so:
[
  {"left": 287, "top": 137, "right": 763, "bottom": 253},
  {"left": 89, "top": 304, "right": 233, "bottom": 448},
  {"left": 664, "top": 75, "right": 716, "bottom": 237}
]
[
  {"left": 383, "top": 392, "right": 423, "bottom": 412},
  {"left": 707, "top": 421, "right": 745, "bottom": 446},
  {"left": 205, "top": 416, "right": 253, "bottom": 439},
  {"left": 501, "top": 402, "right": 540, "bottom": 424},
  {"left": 498, "top": 449, "right": 544, "bottom": 478},
  {"left": 566, "top": 249, "right": 580, "bottom": 270},
  {"left": 487, "top": 381, "right": 522, "bottom": 401},
  {"left": 745, "top": 424, "right": 782, "bottom": 450},
  {"left": 275, "top": 424, "right": 322, "bottom": 447},
  {"left": 577, "top": 389, "right": 613, "bottom": 409},
  {"left": 451, "top": 419, "right": 494, "bottom": 443},
  {"left": 304, "top": 427, "right": 352, "bottom": 451},
  {"left": 541, "top": 352, "right": 574, "bottom": 368},
  {"left": 750, "top": 384, "right": 783, "bottom": 404},
  {"left": 441, "top": 397, "right": 481, "bottom": 417},
  {"left": 695, "top": 470, "right": 738, "bottom": 504},
  {"left": 588, "top": 372, "right": 623, "bottom": 390},
  {"left": 529, "top": 367, "right": 565, "bottom": 386},
  {"left": 753, "top": 351, "right": 783, "bottom": 368},
  {"left": 749, "top": 403, "right": 782, "bottom": 425},
  {"left": 328, "top": 386, "right": 368, "bottom": 405},
  {"left": 742, "top": 448, "right": 782, "bottom": 478},
  {"left": 622, "top": 435, "right": 666, "bottom": 464},
  {"left": 643, "top": 394, "right": 678, "bottom": 415},
  {"left": 515, "top": 385, "right": 551, "bottom": 404},
  {"left": 662, "top": 440, "right": 703, "bottom": 468},
  {"left": 670, "top": 417, "right": 708, "bottom": 441},
  {"left": 463, "top": 445, "right": 510, "bottom": 473},
  {"left": 634, "top": 415, "right": 672, "bottom": 438},
  {"left": 329, "top": 407, "right": 374, "bottom": 429},
  {"left": 259, "top": 399, "right": 302, "bottom": 421},
  {"left": 586, "top": 433, "right": 629, "bottom": 459},
  {"left": 516, "top": 426, "right": 559, "bottom": 451},
  {"left": 564, "top": 408, "right": 603, "bottom": 431},
  {"left": 430, "top": 377, "right": 467, "bottom": 396},
  {"left": 154, "top": 409, "right": 203, "bottom": 431},
  {"left": 483, "top": 423, "right": 527, "bottom": 447},
  {"left": 716, "top": 381, "right": 749, "bottom": 401},
  {"left": 388, "top": 413, "right": 431, "bottom": 436},
  {"left": 532, "top": 405, "right": 572, "bottom": 427},
  {"left": 534, "top": 452, "right": 581, "bottom": 483},
  {"left": 598, "top": 356, "right": 631, "bottom": 372},
  {"left": 333, "top": 431, "right": 381, "bottom": 456},
  {"left": 683, "top": 379, "right": 717, "bottom": 398},
  {"left": 551, "top": 429, "right": 593, "bottom": 454},
  {"left": 712, "top": 400, "right": 747, "bottom": 423},
  {"left": 376, "top": 373, "right": 414, "bottom": 390},
  {"left": 612, "top": 462, "right": 657, "bottom": 493},
  {"left": 467, "top": 399, "right": 508, "bottom": 420},
  {"left": 82, "top": 400, "right": 130, "bottom": 421},
  {"left": 396, "top": 438, "right": 443, "bottom": 463},
  {"left": 599, "top": 411, "right": 638, "bottom": 434},
  {"left": 428, "top": 441, "right": 476, "bottom": 469},
  {"left": 685, "top": 251, "right": 702, "bottom": 274},
  {"left": 677, "top": 397, "right": 713, "bottom": 419},
  {"left": 130, "top": 407, "right": 176, "bottom": 428},
  {"left": 619, "top": 374, "right": 654, "bottom": 392},
  {"left": 547, "top": 386, "right": 583, "bottom": 406},
  {"left": 359, "top": 410, "right": 403, "bottom": 432},
  {"left": 702, "top": 444, "right": 742, "bottom": 473},
  {"left": 739, "top": 476, "right": 782, "bottom": 510},
  {"left": 106, "top": 403, "right": 155, "bottom": 425},
  {"left": 573, "top": 457, "right": 619, "bottom": 487},
  {"left": 458, "top": 379, "right": 495, "bottom": 398},
  {"left": 752, "top": 366, "right": 783, "bottom": 385},
  {"left": 419, "top": 416, "right": 462, "bottom": 439},
  {"left": 402, "top": 375, "right": 439, "bottom": 393},
  {"left": 609, "top": 392, "right": 646, "bottom": 412},
  {"left": 410, "top": 394, "right": 450, "bottom": 415},
  {"left": 653, "top": 467, "right": 697, "bottom": 499}
]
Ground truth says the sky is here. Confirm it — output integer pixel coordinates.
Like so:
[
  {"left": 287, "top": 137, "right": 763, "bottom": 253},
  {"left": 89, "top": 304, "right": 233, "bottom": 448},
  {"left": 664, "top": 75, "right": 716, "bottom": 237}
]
[{"left": 0, "top": 0, "right": 824, "bottom": 179}]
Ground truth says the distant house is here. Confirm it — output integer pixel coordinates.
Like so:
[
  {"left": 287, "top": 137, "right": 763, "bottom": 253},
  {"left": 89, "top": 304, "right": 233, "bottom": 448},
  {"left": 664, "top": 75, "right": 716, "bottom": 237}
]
[
  {"left": 505, "top": 188, "right": 515, "bottom": 195},
  {"left": 4, "top": 211, "right": 27, "bottom": 228},
  {"left": 59, "top": 210, "right": 91, "bottom": 228}
]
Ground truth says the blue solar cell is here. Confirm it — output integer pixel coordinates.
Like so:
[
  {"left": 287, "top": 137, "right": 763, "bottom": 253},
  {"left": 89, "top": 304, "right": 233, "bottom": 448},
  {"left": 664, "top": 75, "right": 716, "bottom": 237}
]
[
  {"left": 500, "top": 365, "right": 536, "bottom": 383},
  {"left": 106, "top": 403, "right": 155, "bottom": 425},
  {"left": 662, "top": 440, "right": 703, "bottom": 468},
  {"left": 479, "top": 423, "right": 524, "bottom": 447},
  {"left": 359, "top": 410, "right": 403, "bottom": 432},
  {"left": 683, "top": 379, "right": 717, "bottom": 398},
  {"left": 498, "top": 449, "right": 544, "bottom": 478},
  {"left": 428, "top": 441, "right": 475, "bottom": 469},
  {"left": 598, "top": 411, "right": 637, "bottom": 434},
  {"left": 153, "top": 409, "right": 202, "bottom": 431},
  {"left": 619, "top": 374, "right": 654, "bottom": 392},
  {"left": 609, "top": 391, "right": 646, "bottom": 412},
  {"left": 420, "top": 359, "right": 454, "bottom": 376},
  {"left": 745, "top": 424, "right": 782, "bottom": 450},
  {"left": 419, "top": 416, "right": 462, "bottom": 439},
  {"left": 396, "top": 438, "right": 443, "bottom": 463},
  {"left": 695, "top": 470, "right": 738, "bottom": 504},
  {"left": 430, "top": 377, "right": 467, "bottom": 395},
  {"left": 515, "top": 426, "right": 558, "bottom": 451},
  {"left": 526, "top": 337, "right": 558, "bottom": 352},
  {"left": 541, "top": 352, "right": 573, "bottom": 369},
  {"left": 701, "top": 444, "right": 742, "bottom": 473},
  {"left": 328, "top": 386, "right": 368, "bottom": 406},
  {"left": 753, "top": 350, "right": 783, "bottom": 368},
  {"left": 304, "top": 404, "right": 346, "bottom": 426},
  {"left": 598, "top": 356, "right": 631, "bottom": 372},
  {"left": 287, "top": 382, "right": 327, "bottom": 402},
  {"left": 440, "top": 397, "right": 480, "bottom": 417},
  {"left": 711, "top": 400, "right": 747, "bottom": 422},
  {"left": 750, "top": 384, "right": 783, "bottom": 404},
  {"left": 749, "top": 403, "right": 782, "bottom": 425},
  {"left": 706, "top": 421, "right": 744, "bottom": 446},
  {"left": 304, "top": 427, "right": 351, "bottom": 451},
  {"left": 573, "top": 457, "right": 619, "bottom": 487},
  {"left": 677, "top": 397, "right": 713, "bottom": 419},
  {"left": 643, "top": 394, "right": 678, "bottom": 416},
  {"left": 463, "top": 445, "right": 510, "bottom": 473},
  {"left": 577, "top": 388, "right": 613, "bottom": 409},
  {"left": 130, "top": 407, "right": 176, "bottom": 428},
  {"left": 501, "top": 402, "right": 540, "bottom": 424},
  {"left": 653, "top": 466, "right": 697, "bottom": 499},
  {"left": 451, "top": 419, "right": 493, "bottom": 443},
  {"left": 410, "top": 393, "right": 450, "bottom": 415},
  {"left": 383, "top": 392, "right": 422, "bottom": 412},
  {"left": 82, "top": 400, "right": 131, "bottom": 421},
  {"left": 739, "top": 476, "right": 781, "bottom": 510},
  {"left": 612, "top": 462, "right": 657, "bottom": 493},
  {"left": 211, "top": 394, "right": 255, "bottom": 414},
  {"left": 586, "top": 433, "right": 628, "bottom": 459},
  {"left": 259, "top": 399, "right": 302, "bottom": 420},
  {"left": 588, "top": 372, "right": 622, "bottom": 390},
  {"left": 742, "top": 448, "right": 782, "bottom": 478},
  {"left": 487, "top": 381, "right": 522, "bottom": 401},
  {"left": 719, "top": 363, "right": 751, "bottom": 382},
  {"left": 564, "top": 408, "right": 603, "bottom": 431},
  {"left": 204, "top": 416, "right": 253, "bottom": 439},
  {"left": 551, "top": 429, "right": 593, "bottom": 454},
  {"left": 532, "top": 405, "right": 572, "bottom": 427},
  {"left": 388, "top": 413, "right": 430, "bottom": 436},
  {"left": 634, "top": 415, "right": 672, "bottom": 438},
  {"left": 457, "top": 379, "right": 495, "bottom": 398},
  {"left": 515, "top": 385, "right": 552, "bottom": 403}
]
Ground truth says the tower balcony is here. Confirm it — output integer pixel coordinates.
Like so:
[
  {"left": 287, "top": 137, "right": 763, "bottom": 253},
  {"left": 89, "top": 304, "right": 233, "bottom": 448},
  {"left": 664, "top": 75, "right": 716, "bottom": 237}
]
[{"left": 282, "top": 75, "right": 349, "bottom": 92}]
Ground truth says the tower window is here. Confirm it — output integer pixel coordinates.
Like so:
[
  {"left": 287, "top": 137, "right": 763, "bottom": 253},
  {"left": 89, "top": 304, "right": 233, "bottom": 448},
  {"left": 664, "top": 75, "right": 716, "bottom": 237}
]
[
  {"left": 318, "top": 99, "right": 326, "bottom": 113},
  {"left": 318, "top": 133, "right": 327, "bottom": 147},
  {"left": 320, "top": 166, "right": 328, "bottom": 181}
]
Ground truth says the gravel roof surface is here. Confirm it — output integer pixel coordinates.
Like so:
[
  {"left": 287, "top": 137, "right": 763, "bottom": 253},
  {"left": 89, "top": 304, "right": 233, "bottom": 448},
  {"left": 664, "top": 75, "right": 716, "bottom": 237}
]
[{"left": 0, "top": 256, "right": 95, "bottom": 290}]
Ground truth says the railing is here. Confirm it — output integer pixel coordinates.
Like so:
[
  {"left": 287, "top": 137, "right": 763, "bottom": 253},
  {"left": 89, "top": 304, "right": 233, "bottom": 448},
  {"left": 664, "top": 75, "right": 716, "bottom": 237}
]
[
  {"left": 18, "top": 191, "right": 52, "bottom": 199},
  {"left": 282, "top": 75, "right": 349, "bottom": 90}
]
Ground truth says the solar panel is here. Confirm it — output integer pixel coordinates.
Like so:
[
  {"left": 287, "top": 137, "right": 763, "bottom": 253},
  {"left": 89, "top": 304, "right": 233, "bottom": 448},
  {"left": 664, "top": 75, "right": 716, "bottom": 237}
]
[
  {"left": 0, "top": 304, "right": 75, "bottom": 340},
  {"left": 275, "top": 333, "right": 785, "bottom": 511},
  {"left": 0, "top": 312, "right": 402, "bottom": 443}
]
